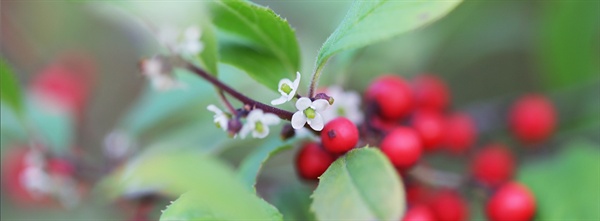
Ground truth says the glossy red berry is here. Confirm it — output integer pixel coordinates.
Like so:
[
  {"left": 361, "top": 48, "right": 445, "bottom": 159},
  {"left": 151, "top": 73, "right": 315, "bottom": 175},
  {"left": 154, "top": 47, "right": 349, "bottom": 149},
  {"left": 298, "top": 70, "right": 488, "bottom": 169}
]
[
  {"left": 295, "top": 142, "right": 335, "bottom": 180},
  {"left": 411, "top": 111, "right": 444, "bottom": 151},
  {"left": 486, "top": 182, "right": 536, "bottom": 221},
  {"left": 509, "top": 94, "right": 556, "bottom": 144},
  {"left": 443, "top": 113, "right": 477, "bottom": 154},
  {"left": 471, "top": 144, "right": 515, "bottom": 187},
  {"left": 380, "top": 127, "right": 422, "bottom": 171},
  {"left": 429, "top": 190, "right": 468, "bottom": 221},
  {"left": 412, "top": 74, "right": 450, "bottom": 112},
  {"left": 366, "top": 75, "right": 413, "bottom": 120},
  {"left": 321, "top": 118, "right": 359, "bottom": 154},
  {"left": 402, "top": 204, "right": 435, "bottom": 221}
]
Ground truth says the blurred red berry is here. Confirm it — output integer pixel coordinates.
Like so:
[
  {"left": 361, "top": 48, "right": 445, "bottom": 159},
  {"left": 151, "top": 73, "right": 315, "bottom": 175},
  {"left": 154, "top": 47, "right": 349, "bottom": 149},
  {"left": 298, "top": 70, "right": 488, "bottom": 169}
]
[
  {"left": 380, "top": 127, "right": 422, "bottom": 171},
  {"left": 369, "top": 115, "right": 398, "bottom": 133},
  {"left": 366, "top": 75, "right": 413, "bottom": 120},
  {"left": 1, "top": 148, "right": 51, "bottom": 207},
  {"left": 509, "top": 94, "right": 556, "bottom": 144},
  {"left": 47, "top": 158, "right": 75, "bottom": 177},
  {"left": 402, "top": 204, "right": 435, "bottom": 221},
  {"left": 413, "top": 74, "right": 450, "bottom": 112},
  {"left": 411, "top": 111, "right": 444, "bottom": 151},
  {"left": 443, "top": 113, "right": 477, "bottom": 154},
  {"left": 406, "top": 184, "right": 433, "bottom": 206},
  {"left": 486, "top": 182, "right": 536, "bottom": 221},
  {"left": 472, "top": 144, "right": 515, "bottom": 187},
  {"left": 429, "top": 190, "right": 468, "bottom": 221},
  {"left": 321, "top": 118, "right": 359, "bottom": 154},
  {"left": 295, "top": 142, "right": 335, "bottom": 180}
]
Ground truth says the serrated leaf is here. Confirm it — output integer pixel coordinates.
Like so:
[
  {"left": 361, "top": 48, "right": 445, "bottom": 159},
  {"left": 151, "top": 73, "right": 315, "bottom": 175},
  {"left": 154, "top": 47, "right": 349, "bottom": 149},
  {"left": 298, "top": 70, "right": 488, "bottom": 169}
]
[
  {"left": 237, "top": 137, "right": 294, "bottom": 191},
  {"left": 160, "top": 190, "right": 282, "bottom": 221},
  {"left": 315, "top": 0, "right": 462, "bottom": 74},
  {"left": 211, "top": 0, "right": 300, "bottom": 91},
  {"left": 0, "top": 58, "right": 24, "bottom": 116},
  {"left": 518, "top": 141, "right": 600, "bottom": 220},
  {"left": 311, "top": 148, "right": 405, "bottom": 220}
]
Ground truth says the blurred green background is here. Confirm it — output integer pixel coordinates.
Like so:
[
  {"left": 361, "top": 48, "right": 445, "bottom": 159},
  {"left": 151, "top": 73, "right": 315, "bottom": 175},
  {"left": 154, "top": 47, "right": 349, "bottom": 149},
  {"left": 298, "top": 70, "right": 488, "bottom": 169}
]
[{"left": 1, "top": 0, "right": 599, "bottom": 220}]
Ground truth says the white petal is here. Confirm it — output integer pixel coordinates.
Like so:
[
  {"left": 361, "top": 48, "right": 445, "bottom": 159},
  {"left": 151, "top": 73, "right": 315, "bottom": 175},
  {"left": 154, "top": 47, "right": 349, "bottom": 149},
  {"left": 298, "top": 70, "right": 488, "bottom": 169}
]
[
  {"left": 292, "top": 72, "right": 301, "bottom": 88},
  {"left": 295, "top": 97, "right": 312, "bottom": 111},
  {"left": 253, "top": 126, "right": 269, "bottom": 139},
  {"left": 239, "top": 123, "right": 254, "bottom": 139},
  {"left": 184, "top": 26, "right": 201, "bottom": 40},
  {"left": 247, "top": 109, "right": 264, "bottom": 122},
  {"left": 307, "top": 113, "right": 324, "bottom": 131},
  {"left": 216, "top": 116, "right": 229, "bottom": 131},
  {"left": 291, "top": 111, "right": 307, "bottom": 129},
  {"left": 262, "top": 113, "right": 281, "bottom": 125},
  {"left": 312, "top": 99, "right": 330, "bottom": 112},
  {"left": 207, "top": 104, "right": 223, "bottom": 114},
  {"left": 270, "top": 96, "right": 288, "bottom": 105},
  {"left": 278, "top": 78, "right": 294, "bottom": 95}
]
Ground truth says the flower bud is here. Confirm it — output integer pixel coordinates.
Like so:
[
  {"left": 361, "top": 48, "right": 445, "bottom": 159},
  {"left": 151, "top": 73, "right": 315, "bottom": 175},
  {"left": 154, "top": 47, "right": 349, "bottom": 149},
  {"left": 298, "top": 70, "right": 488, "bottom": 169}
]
[
  {"left": 314, "top": 93, "right": 334, "bottom": 105},
  {"left": 227, "top": 118, "right": 243, "bottom": 137}
]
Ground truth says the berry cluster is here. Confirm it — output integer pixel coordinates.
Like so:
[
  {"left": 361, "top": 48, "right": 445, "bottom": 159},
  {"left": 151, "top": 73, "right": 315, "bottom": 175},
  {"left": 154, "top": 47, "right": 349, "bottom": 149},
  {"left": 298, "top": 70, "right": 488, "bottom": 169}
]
[{"left": 293, "top": 73, "right": 557, "bottom": 221}]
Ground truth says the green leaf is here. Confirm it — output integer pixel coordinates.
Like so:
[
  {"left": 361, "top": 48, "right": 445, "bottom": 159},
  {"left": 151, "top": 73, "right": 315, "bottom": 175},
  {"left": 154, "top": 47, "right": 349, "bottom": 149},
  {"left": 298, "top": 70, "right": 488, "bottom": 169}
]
[
  {"left": 197, "top": 22, "right": 219, "bottom": 76},
  {"left": 315, "top": 0, "right": 462, "bottom": 74},
  {"left": 27, "top": 101, "right": 74, "bottom": 155},
  {"left": 237, "top": 138, "right": 294, "bottom": 191},
  {"left": 518, "top": 141, "right": 600, "bottom": 220},
  {"left": 211, "top": 0, "right": 300, "bottom": 91},
  {"left": 0, "top": 58, "right": 24, "bottom": 116},
  {"left": 272, "top": 183, "right": 316, "bottom": 221},
  {"left": 311, "top": 148, "right": 405, "bottom": 220},
  {"left": 160, "top": 190, "right": 282, "bottom": 221}
]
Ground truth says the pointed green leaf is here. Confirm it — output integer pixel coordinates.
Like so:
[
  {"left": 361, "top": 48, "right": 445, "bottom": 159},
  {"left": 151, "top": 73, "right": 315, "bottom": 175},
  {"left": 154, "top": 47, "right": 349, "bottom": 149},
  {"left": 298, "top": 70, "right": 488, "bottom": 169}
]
[
  {"left": 0, "top": 58, "right": 23, "bottom": 116},
  {"left": 211, "top": 0, "right": 300, "bottom": 91},
  {"left": 315, "top": 0, "right": 462, "bottom": 74},
  {"left": 311, "top": 148, "right": 405, "bottom": 220},
  {"left": 197, "top": 22, "right": 219, "bottom": 76}
]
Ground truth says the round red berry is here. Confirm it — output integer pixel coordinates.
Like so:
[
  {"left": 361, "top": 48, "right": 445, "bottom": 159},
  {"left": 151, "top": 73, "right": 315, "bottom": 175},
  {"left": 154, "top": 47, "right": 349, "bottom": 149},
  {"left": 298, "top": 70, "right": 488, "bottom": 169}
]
[
  {"left": 472, "top": 144, "right": 515, "bottom": 187},
  {"left": 380, "top": 127, "right": 422, "bottom": 171},
  {"left": 411, "top": 111, "right": 445, "bottom": 151},
  {"left": 295, "top": 142, "right": 335, "bottom": 180},
  {"left": 443, "top": 113, "right": 477, "bottom": 154},
  {"left": 413, "top": 74, "right": 450, "bottom": 112},
  {"left": 403, "top": 204, "right": 435, "bottom": 221},
  {"left": 509, "top": 94, "right": 556, "bottom": 144},
  {"left": 487, "top": 182, "right": 536, "bottom": 221},
  {"left": 366, "top": 75, "right": 413, "bottom": 120},
  {"left": 429, "top": 190, "right": 468, "bottom": 221},
  {"left": 321, "top": 117, "right": 359, "bottom": 154}
]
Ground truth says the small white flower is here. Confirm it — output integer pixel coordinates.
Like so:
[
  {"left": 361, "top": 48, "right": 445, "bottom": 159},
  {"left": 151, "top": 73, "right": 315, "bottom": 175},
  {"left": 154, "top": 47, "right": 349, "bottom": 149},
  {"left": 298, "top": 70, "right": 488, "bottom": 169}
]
[
  {"left": 291, "top": 97, "right": 330, "bottom": 131},
  {"left": 321, "top": 86, "right": 364, "bottom": 124},
  {"left": 178, "top": 26, "right": 204, "bottom": 56},
  {"left": 141, "top": 57, "right": 185, "bottom": 91},
  {"left": 240, "top": 109, "right": 280, "bottom": 139},
  {"left": 207, "top": 104, "right": 230, "bottom": 131},
  {"left": 271, "top": 72, "right": 301, "bottom": 105},
  {"left": 20, "top": 166, "right": 51, "bottom": 197}
]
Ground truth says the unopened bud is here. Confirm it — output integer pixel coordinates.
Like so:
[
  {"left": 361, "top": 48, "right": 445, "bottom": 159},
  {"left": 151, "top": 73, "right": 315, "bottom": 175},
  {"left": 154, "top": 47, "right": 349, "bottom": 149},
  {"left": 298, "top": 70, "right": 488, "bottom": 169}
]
[
  {"left": 314, "top": 93, "right": 334, "bottom": 105},
  {"left": 280, "top": 124, "right": 296, "bottom": 140},
  {"left": 227, "top": 118, "right": 242, "bottom": 137}
]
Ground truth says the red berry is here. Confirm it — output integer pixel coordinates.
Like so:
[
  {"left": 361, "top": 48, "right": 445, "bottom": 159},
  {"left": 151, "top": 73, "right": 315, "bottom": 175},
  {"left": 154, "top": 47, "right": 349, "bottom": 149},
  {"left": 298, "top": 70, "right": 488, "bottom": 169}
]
[
  {"left": 295, "top": 142, "right": 335, "bottom": 180},
  {"left": 366, "top": 75, "right": 413, "bottom": 120},
  {"left": 487, "top": 182, "right": 536, "bottom": 221},
  {"left": 411, "top": 111, "right": 444, "bottom": 151},
  {"left": 429, "top": 190, "right": 468, "bottom": 221},
  {"left": 402, "top": 204, "right": 435, "bottom": 221},
  {"left": 471, "top": 144, "right": 515, "bottom": 187},
  {"left": 413, "top": 74, "right": 450, "bottom": 112},
  {"left": 47, "top": 158, "right": 75, "bottom": 176},
  {"left": 443, "top": 113, "right": 477, "bottom": 154},
  {"left": 380, "top": 127, "right": 422, "bottom": 171},
  {"left": 406, "top": 184, "right": 433, "bottom": 206},
  {"left": 321, "top": 118, "right": 359, "bottom": 154},
  {"left": 509, "top": 94, "right": 556, "bottom": 144},
  {"left": 1, "top": 148, "right": 52, "bottom": 207}
]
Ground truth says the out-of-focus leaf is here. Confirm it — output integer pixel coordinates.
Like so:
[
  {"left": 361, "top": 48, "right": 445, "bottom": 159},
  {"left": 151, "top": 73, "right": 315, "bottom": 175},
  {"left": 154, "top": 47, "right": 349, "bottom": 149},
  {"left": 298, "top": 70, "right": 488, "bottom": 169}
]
[
  {"left": 271, "top": 183, "right": 316, "bottom": 221},
  {"left": 160, "top": 190, "right": 282, "bottom": 221},
  {"left": 518, "top": 141, "right": 600, "bottom": 220},
  {"left": 211, "top": 0, "right": 300, "bottom": 91},
  {"left": 27, "top": 101, "right": 74, "bottom": 155},
  {"left": 0, "top": 104, "right": 27, "bottom": 150},
  {"left": 237, "top": 137, "right": 294, "bottom": 191},
  {"left": 196, "top": 22, "right": 219, "bottom": 76},
  {"left": 311, "top": 148, "right": 405, "bottom": 220},
  {"left": 315, "top": 0, "right": 462, "bottom": 75},
  {"left": 0, "top": 58, "right": 24, "bottom": 116},
  {"left": 538, "top": 1, "right": 600, "bottom": 90}
]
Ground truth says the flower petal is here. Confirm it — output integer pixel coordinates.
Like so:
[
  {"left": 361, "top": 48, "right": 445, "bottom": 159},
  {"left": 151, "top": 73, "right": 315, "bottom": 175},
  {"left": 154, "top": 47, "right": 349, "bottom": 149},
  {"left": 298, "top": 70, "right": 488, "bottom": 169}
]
[
  {"left": 278, "top": 79, "right": 294, "bottom": 95},
  {"left": 262, "top": 113, "right": 281, "bottom": 125},
  {"left": 270, "top": 96, "right": 288, "bottom": 106},
  {"left": 307, "top": 113, "right": 324, "bottom": 131},
  {"left": 239, "top": 123, "right": 253, "bottom": 139},
  {"left": 295, "top": 97, "right": 312, "bottom": 111},
  {"left": 291, "top": 111, "right": 307, "bottom": 129},
  {"left": 247, "top": 109, "right": 264, "bottom": 122},
  {"left": 312, "top": 99, "right": 330, "bottom": 112},
  {"left": 292, "top": 72, "right": 301, "bottom": 88},
  {"left": 207, "top": 104, "right": 222, "bottom": 114},
  {"left": 253, "top": 126, "right": 269, "bottom": 139}
]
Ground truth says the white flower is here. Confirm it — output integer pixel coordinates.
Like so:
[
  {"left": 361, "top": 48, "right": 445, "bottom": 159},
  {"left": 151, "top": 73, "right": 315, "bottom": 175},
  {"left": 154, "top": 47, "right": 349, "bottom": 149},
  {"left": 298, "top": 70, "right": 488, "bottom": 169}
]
[
  {"left": 271, "top": 72, "right": 301, "bottom": 105},
  {"left": 178, "top": 26, "right": 204, "bottom": 56},
  {"left": 321, "top": 86, "right": 364, "bottom": 124},
  {"left": 207, "top": 105, "right": 230, "bottom": 131},
  {"left": 291, "top": 97, "right": 330, "bottom": 131},
  {"left": 240, "top": 109, "right": 280, "bottom": 139},
  {"left": 141, "top": 57, "right": 185, "bottom": 91}
]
